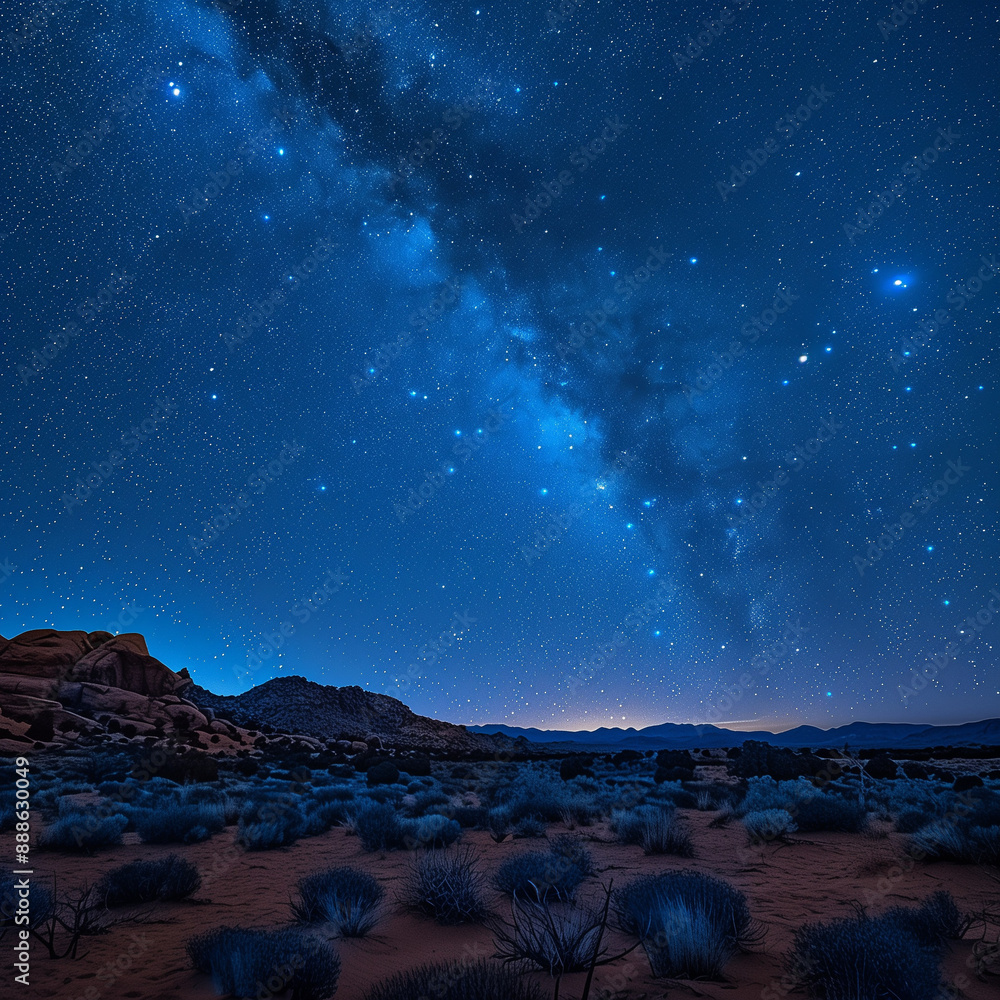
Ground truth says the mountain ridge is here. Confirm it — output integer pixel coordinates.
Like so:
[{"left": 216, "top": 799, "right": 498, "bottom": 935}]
[{"left": 467, "top": 717, "right": 1000, "bottom": 750}]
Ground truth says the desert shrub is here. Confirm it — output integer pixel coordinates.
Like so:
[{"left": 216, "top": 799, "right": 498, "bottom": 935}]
[
  {"left": 492, "top": 897, "right": 610, "bottom": 976},
  {"left": 132, "top": 803, "right": 225, "bottom": 844},
  {"left": 367, "top": 760, "right": 400, "bottom": 786},
  {"left": 187, "top": 926, "right": 340, "bottom": 1000},
  {"left": 788, "top": 901, "right": 951, "bottom": 1000},
  {"left": 652, "top": 782, "right": 698, "bottom": 808},
  {"left": 237, "top": 806, "right": 304, "bottom": 850},
  {"left": 405, "top": 847, "right": 487, "bottom": 924},
  {"left": 548, "top": 835, "right": 595, "bottom": 876},
  {"left": 486, "top": 807, "right": 512, "bottom": 842},
  {"left": 354, "top": 802, "right": 405, "bottom": 852},
  {"left": 513, "top": 815, "right": 547, "bottom": 838},
  {"left": 301, "top": 800, "right": 352, "bottom": 837},
  {"left": 742, "top": 809, "right": 797, "bottom": 844},
  {"left": 559, "top": 756, "right": 593, "bottom": 781},
  {"left": 883, "top": 891, "right": 963, "bottom": 950},
  {"left": 696, "top": 790, "right": 715, "bottom": 811},
  {"left": 794, "top": 793, "right": 867, "bottom": 833},
  {"left": 313, "top": 785, "right": 355, "bottom": 804},
  {"left": 364, "top": 959, "right": 541, "bottom": 1000},
  {"left": 453, "top": 806, "right": 487, "bottom": 828},
  {"left": 895, "top": 808, "right": 929, "bottom": 833},
  {"left": 610, "top": 804, "right": 669, "bottom": 845},
  {"left": 406, "top": 814, "right": 462, "bottom": 849},
  {"left": 911, "top": 818, "right": 1000, "bottom": 865},
  {"left": 408, "top": 790, "right": 450, "bottom": 816},
  {"left": 639, "top": 811, "right": 695, "bottom": 857},
  {"left": 493, "top": 850, "right": 588, "bottom": 903},
  {"left": 37, "top": 812, "right": 128, "bottom": 853},
  {"left": 0, "top": 875, "right": 53, "bottom": 927},
  {"left": 292, "top": 867, "right": 384, "bottom": 937},
  {"left": 95, "top": 855, "right": 200, "bottom": 906},
  {"left": 614, "top": 870, "right": 763, "bottom": 979}
]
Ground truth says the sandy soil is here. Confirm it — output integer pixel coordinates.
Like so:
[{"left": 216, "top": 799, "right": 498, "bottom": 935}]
[{"left": 10, "top": 806, "right": 999, "bottom": 1000}]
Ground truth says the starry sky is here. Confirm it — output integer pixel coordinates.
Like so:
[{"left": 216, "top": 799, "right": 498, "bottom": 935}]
[{"left": 2, "top": 0, "right": 998, "bottom": 732}]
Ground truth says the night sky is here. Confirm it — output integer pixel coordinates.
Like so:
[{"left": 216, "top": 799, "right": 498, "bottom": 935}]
[{"left": 2, "top": 0, "right": 998, "bottom": 732}]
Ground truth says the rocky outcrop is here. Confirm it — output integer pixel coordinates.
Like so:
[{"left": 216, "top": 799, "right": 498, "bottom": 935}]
[
  {"left": 188, "top": 676, "right": 521, "bottom": 756},
  {"left": 0, "top": 629, "right": 224, "bottom": 753},
  {"left": 0, "top": 628, "right": 520, "bottom": 760},
  {"left": 69, "top": 633, "right": 191, "bottom": 697}
]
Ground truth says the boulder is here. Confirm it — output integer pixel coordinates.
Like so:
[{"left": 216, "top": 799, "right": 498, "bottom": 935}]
[
  {"left": 0, "top": 629, "right": 93, "bottom": 678},
  {"left": 863, "top": 755, "right": 898, "bottom": 780},
  {"left": 953, "top": 774, "right": 984, "bottom": 791},
  {"left": 70, "top": 633, "right": 191, "bottom": 697}
]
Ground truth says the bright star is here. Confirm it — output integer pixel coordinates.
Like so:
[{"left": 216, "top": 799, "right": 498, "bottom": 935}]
[
  {"left": 172, "top": 88, "right": 180, "bottom": 96},
  {"left": 647, "top": 569, "right": 656, "bottom": 576},
  {"left": 689, "top": 257, "right": 697, "bottom": 265},
  {"left": 927, "top": 545, "right": 934, "bottom": 552},
  {"left": 799, "top": 355, "right": 808, "bottom": 363},
  {"left": 540, "top": 488, "right": 548, "bottom": 496}
]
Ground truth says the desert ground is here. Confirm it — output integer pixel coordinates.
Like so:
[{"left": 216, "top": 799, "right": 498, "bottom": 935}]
[{"left": 3, "top": 748, "right": 999, "bottom": 1000}]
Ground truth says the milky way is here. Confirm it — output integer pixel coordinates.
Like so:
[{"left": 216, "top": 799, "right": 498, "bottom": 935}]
[{"left": 2, "top": 0, "right": 997, "bottom": 731}]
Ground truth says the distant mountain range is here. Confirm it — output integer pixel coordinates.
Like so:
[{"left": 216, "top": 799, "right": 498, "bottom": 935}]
[{"left": 467, "top": 718, "right": 1000, "bottom": 750}]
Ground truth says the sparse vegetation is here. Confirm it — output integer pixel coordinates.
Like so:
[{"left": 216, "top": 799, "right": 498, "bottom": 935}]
[
  {"left": 187, "top": 926, "right": 340, "bottom": 1000},
  {"left": 292, "top": 867, "right": 384, "bottom": 937},
  {"left": 787, "top": 892, "right": 963, "bottom": 1000},
  {"left": 95, "top": 856, "right": 200, "bottom": 906},
  {"left": 405, "top": 847, "right": 487, "bottom": 924},
  {"left": 131, "top": 803, "right": 226, "bottom": 844},
  {"left": 37, "top": 812, "right": 128, "bottom": 853},
  {"left": 614, "top": 870, "right": 764, "bottom": 979}
]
